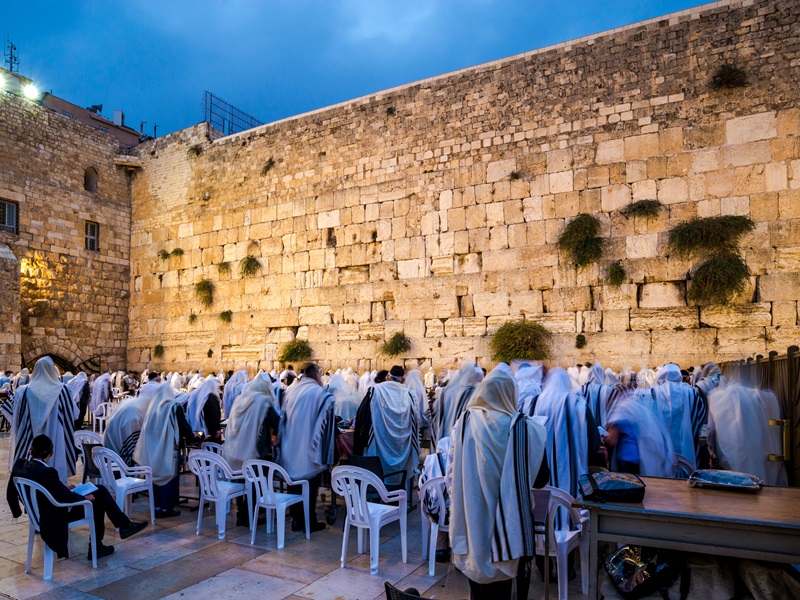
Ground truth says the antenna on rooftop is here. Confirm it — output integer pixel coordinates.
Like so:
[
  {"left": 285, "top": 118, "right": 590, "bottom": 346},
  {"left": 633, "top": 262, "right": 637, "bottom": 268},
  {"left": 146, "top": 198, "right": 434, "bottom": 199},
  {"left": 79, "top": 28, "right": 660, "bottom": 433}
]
[
  {"left": 140, "top": 121, "right": 147, "bottom": 134},
  {"left": 4, "top": 36, "right": 19, "bottom": 73}
]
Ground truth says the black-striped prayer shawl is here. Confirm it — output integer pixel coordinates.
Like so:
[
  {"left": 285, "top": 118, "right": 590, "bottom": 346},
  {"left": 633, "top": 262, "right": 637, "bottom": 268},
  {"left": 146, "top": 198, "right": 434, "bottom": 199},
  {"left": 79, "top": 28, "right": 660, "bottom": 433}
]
[
  {"left": 119, "top": 431, "right": 141, "bottom": 467},
  {"left": 12, "top": 387, "right": 77, "bottom": 476}
]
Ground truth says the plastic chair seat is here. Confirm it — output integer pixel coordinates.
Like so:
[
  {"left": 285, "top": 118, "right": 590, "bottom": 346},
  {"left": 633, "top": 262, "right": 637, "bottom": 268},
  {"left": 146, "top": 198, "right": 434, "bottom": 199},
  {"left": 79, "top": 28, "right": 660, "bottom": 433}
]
[
  {"left": 92, "top": 447, "right": 156, "bottom": 525},
  {"left": 189, "top": 450, "right": 246, "bottom": 540}
]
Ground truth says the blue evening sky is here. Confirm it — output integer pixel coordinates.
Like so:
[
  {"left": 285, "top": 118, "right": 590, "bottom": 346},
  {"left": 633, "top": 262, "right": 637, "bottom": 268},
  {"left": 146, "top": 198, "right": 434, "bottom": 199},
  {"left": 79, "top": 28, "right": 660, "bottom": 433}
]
[{"left": 5, "top": 1, "right": 706, "bottom": 137}]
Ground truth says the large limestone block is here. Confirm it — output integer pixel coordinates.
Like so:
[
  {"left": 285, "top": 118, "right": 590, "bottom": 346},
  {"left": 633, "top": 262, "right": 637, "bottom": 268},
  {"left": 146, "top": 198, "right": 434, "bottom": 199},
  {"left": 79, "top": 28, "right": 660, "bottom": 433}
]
[
  {"left": 596, "top": 139, "right": 625, "bottom": 165},
  {"left": 767, "top": 325, "right": 800, "bottom": 349},
  {"left": 651, "top": 329, "right": 717, "bottom": 357},
  {"left": 543, "top": 287, "right": 591, "bottom": 312},
  {"left": 510, "top": 291, "right": 544, "bottom": 316},
  {"left": 487, "top": 158, "right": 516, "bottom": 183},
  {"left": 591, "top": 331, "right": 651, "bottom": 356},
  {"left": 462, "top": 316, "right": 487, "bottom": 337},
  {"left": 725, "top": 112, "right": 777, "bottom": 145},
  {"left": 298, "top": 306, "right": 332, "bottom": 325},
  {"left": 359, "top": 322, "right": 385, "bottom": 341},
  {"left": 716, "top": 327, "right": 767, "bottom": 355},
  {"left": 700, "top": 303, "right": 772, "bottom": 328},
  {"left": 602, "top": 309, "right": 630, "bottom": 332},
  {"left": 771, "top": 301, "right": 798, "bottom": 326},
  {"left": 596, "top": 284, "right": 638, "bottom": 310},
  {"left": 261, "top": 309, "right": 300, "bottom": 328},
  {"left": 473, "top": 292, "right": 511, "bottom": 316},
  {"left": 486, "top": 315, "right": 517, "bottom": 334},
  {"left": 538, "top": 312, "right": 576, "bottom": 333},
  {"left": 397, "top": 259, "right": 423, "bottom": 280},
  {"left": 601, "top": 184, "right": 631, "bottom": 212},
  {"left": 639, "top": 282, "right": 685, "bottom": 308},
  {"left": 343, "top": 302, "right": 371, "bottom": 323},
  {"left": 626, "top": 234, "right": 659, "bottom": 259},
  {"left": 444, "top": 318, "right": 464, "bottom": 338},
  {"left": 759, "top": 272, "right": 800, "bottom": 301},
  {"left": 625, "top": 133, "right": 660, "bottom": 161},
  {"left": 425, "top": 319, "right": 444, "bottom": 338},
  {"left": 630, "top": 307, "right": 698, "bottom": 331}
]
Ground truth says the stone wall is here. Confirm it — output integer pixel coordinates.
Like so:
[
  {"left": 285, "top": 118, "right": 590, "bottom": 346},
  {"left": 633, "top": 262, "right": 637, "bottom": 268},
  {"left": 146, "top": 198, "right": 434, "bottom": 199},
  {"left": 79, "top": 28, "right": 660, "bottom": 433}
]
[
  {"left": 0, "top": 94, "right": 131, "bottom": 372},
  {"left": 0, "top": 243, "right": 21, "bottom": 370},
  {"left": 128, "top": 0, "right": 800, "bottom": 373}
]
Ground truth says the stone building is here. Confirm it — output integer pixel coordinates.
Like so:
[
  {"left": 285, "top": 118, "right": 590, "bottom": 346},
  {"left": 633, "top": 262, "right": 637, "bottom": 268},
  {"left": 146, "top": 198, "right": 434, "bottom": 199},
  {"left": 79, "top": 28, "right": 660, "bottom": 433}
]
[{"left": 2, "top": 0, "right": 799, "bottom": 375}]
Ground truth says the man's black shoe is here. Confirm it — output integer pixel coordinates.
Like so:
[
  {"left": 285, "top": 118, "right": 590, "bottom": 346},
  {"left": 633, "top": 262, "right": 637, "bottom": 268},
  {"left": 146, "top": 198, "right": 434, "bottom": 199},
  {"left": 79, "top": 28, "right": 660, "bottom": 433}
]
[
  {"left": 435, "top": 548, "right": 451, "bottom": 563},
  {"left": 155, "top": 508, "right": 181, "bottom": 519},
  {"left": 119, "top": 520, "right": 148, "bottom": 540},
  {"left": 87, "top": 543, "right": 114, "bottom": 560}
]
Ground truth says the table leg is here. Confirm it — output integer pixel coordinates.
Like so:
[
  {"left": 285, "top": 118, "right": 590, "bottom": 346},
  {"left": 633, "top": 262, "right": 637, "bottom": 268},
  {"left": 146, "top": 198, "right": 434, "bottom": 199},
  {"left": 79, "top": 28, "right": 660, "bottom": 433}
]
[{"left": 588, "top": 511, "right": 599, "bottom": 600}]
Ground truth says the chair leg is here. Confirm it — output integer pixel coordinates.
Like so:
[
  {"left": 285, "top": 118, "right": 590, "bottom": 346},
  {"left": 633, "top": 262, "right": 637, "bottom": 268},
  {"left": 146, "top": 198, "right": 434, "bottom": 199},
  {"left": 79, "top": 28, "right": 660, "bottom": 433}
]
[
  {"left": 26, "top": 526, "right": 34, "bottom": 574},
  {"left": 400, "top": 509, "right": 407, "bottom": 564},
  {"left": 216, "top": 500, "right": 227, "bottom": 540},
  {"left": 89, "top": 520, "right": 97, "bottom": 571},
  {"left": 340, "top": 518, "right": 350, "bottom": 569},
  {"left": 357, "top": 527, "right": 365, "bottom": 554},
  {"left": 303, "top": 495, "right": 310, "bottom": 541},
  {"left": 148, "top": 482, "right": 156, "bottom": 525},
  {"left": 428, "top": 522, "right": 438, "bottom": 577},
  {"left": 266, "top": 507, "right": 274, "bottom": 534},
  {"left": 556, "top": 543, "right": 568, "bottom": 600},
  {"left": 43, "top": 546, "right": 54, "bottom": 581},
  {"left": 195, "top": 493, "right": 204, "bottom": 535},
  {"left": 579, "top": 535, "right": 590, "bottom": 595},
  {"left": 250, "top": 505, "right": 259, "bottom": 545},
  {"left": 277, "top": 504, "right": 286, "bottom": 549},
  {"left": 421, "top": 511, "right": 429, "bottom": 561},
  {"left": 369, "top": 524, "right": 380, "bottom": 575}
]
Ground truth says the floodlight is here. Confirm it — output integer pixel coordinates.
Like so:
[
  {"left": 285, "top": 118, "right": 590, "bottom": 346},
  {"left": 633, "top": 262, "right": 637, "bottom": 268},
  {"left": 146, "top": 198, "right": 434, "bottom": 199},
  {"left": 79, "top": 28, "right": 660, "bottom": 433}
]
[{"left": 23, "top": 83, "right": 39, "bottom": 100}]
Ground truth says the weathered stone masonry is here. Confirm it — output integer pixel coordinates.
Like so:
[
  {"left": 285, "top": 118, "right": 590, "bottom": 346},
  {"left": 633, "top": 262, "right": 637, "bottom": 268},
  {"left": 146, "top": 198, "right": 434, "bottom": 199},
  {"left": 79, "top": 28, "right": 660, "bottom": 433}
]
[
  {"left": 0, "top": 94, "right": 131, "bottom": 371},
  {"left": 127, "top": 0, "right": 800, "bottom": 374}
]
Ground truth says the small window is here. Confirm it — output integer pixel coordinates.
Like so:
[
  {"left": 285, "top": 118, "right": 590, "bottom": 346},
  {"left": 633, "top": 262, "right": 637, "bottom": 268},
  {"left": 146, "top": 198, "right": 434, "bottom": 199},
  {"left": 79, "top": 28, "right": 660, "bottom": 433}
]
[
  {"left": 62, "top": 111, "right": 73, "bottom": 119},
  {"left": 84, "top": 167, "right": 98, "bottom": 193},
  {"left": 85, "top": 221, "right": 99, "bottom": 251},
  {"left": 0, "top": 199, "right": 19, "bottom": 234}
]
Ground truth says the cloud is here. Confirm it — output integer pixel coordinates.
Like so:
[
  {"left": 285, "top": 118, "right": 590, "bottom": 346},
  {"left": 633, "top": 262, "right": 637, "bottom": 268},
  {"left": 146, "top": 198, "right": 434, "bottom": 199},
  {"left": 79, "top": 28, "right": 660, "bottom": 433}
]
[{"left": 341, "top": 1, "right": 439, "bottom": 45}]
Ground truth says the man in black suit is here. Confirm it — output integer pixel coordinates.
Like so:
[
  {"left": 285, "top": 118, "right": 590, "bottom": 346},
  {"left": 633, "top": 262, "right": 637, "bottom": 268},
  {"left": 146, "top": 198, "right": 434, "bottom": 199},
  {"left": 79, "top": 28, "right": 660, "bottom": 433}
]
[{"left": 6, "top": 434, "right": 147, "bottom": 560}]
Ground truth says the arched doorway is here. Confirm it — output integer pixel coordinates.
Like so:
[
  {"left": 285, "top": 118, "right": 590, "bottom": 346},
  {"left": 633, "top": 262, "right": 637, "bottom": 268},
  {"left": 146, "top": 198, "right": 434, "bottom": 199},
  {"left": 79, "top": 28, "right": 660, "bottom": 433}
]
[{"left": 24, "top": 353, "right": 76, "bottom": 374}]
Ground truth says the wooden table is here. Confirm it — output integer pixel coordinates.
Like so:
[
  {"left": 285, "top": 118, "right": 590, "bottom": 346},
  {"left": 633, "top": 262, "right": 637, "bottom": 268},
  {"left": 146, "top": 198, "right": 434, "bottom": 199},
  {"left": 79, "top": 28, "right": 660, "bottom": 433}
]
[{"left": 573, "top": 476, "right": 800, "bottom": 600}]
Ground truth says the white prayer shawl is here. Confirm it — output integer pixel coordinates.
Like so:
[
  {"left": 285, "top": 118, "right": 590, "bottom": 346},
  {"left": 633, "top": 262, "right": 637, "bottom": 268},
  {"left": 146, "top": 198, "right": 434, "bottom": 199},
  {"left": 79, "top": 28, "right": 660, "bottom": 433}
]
[
  {"left": 9, "top": 357, "right": 78, "bottom": 483},
  {"left": 185, "top": 377, "right": 220, "bottom": 434},
  {"left": 224, "top": 373, "right": 275, "bottom": 471},
  {"left": 365, "top": 381, "right": 419, "bottom": 478},
  {"left": 694, "top": 362, "right": 722, "bottom": 404},
  {"left": 607, "top": 393, "right": 675, "bottom": 477},
  {"left": 277, "top": 377, "right": 336, "bottom": 480},
  {"left": 66, "top": 372, "right": 88, "bottom": 408},
  {"left": 90, "top": 373, "right": 111, "bottom": 415},
  {"left": 578, "top": 365, "right": 590, "bottom": 387},
  {"left": 405, "top": 370, "right": 429, "bottom": 430},
  {"left": 708, "top": 384, "right": 787, "bottom": 486},
  {"left": 222, "top": 370, "right": 249, "bottom": 418},
  {"left": 435, "top": 361, "right": 480, "bottom": 446},
  {"left": 133, "top": 383, "right": 182, "bottom": 485},
  {"left": 604, "top": 368, "right": 619, "bottom": 386},
  {"left": 515, "top": 363, "right": 543, "bottom": 416},
  {"left": 61, "top": 372, "right": 73, "bottom": 383},
  {"left": 420, "top": 436, "right": 451, "bottom": 525},
  {"left": 103, "top": 381, "right": 160, "bottom": 466},
  {"left": 188, "top": 373, "right": 204, "bottom": 391},
  {"left": 637, "top": 368, "right": 657, "bottom": 389},
  {"left": 424, "top": 367, "right": 436, "bottom": 388},
  {"left": 113, "top": 371, "right": 125, "bottom": 392},
  {"left": 216, "top": 371, "right": 225, "bottom": 385},
  {"left": 645, "top": 363, "right": 705, "bottom": 470},
  {"left": 12, "top": 368, "right": 30, "bottom": 391},
  {"left": 140, "top": 369, "right": 149, "bottom": 385},
  {"left": 327, "top": 373, "right": 360, "bottom": 421},
  {"left": 534, "top": 367, "right": 588, "bottom": 527},
  {"left": 580, "top": 363, "right": 616, "bottom": 427},
  {"left": 169, "top": 372, "right": 182, "bottom": 393},
  {"left": 448, "top": 364, "right": 547, "bottom": 584},
  {"left": 567, "top": 366, "right": 581, "bottom": 391},
  {"left": 357, "top": 371, "right": 372, "bottom": 397}
]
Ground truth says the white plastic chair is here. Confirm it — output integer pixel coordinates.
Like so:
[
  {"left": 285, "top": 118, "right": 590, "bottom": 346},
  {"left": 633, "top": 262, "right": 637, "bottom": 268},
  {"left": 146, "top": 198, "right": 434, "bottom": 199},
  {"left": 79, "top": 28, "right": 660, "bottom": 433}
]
[
  {"left": 418, "top": 475, "right": 447, "bottom": 576},
  {"left": 13, "top": 477, "right": 97, "bottom": 580},
  {"left": 92, "top": 402, "right": 118, "bottom": 434},
  {"left": 242, "top": 459, "right": 309, "bottom": 548},
  {"left": 92, "top": 447, "right": 156, "bottom": 524},
  {"left": 537, "top": 486, "right": 590, "bottom": 600},
  {"left": 74, "top": 430, "right": 103, "bottom": 464},
  {"left": 201, "top": 441, "right": 224, "bottom": 455},
  {"left": 331, "top": 465, "right": 407, "bottom": 575},
  {"left": 188, "top": 450, "right": 245, "bottom": 540}
]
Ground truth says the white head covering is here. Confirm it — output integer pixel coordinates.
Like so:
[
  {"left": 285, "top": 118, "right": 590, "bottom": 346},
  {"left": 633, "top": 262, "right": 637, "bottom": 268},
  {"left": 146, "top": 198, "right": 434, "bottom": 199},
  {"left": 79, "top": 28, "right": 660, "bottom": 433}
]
[
  {"left": 103, "top": 379, "right": 161, "bottom": 464},
  {"left": 436, "top": 361, "right": 481, "bottom": 444},
  {"left": 169, "top": 372, "right": 182, "bottom": 393},
  {"left": 514, "top": 363, "right": 543, "bottom": 415},
  {"left": 66, "top": 372, "right": 88, "bottom": 406},
  {"left": 424, "top": 367, "right": 436, "bottom": 388},
  {"left": 133, "top": 382, "right": 182, "bottom": 485},
  {"left": 25, "top": 357, "right": 66, "bottom": 434},
  {"left": 581, "top": 362, "right": 614, "bottom": 427},
  {"left": 404, "top": 369, "right": 429, "bottom": 429},
  {"left": 366, "top": 381, "right": 419, "bottom": 477},
  {"left": 327, "top": 372, "right": 360, "bottom": 421},
  {"left": 185, "top": 377, "right": 220, "bottom": 434},
  {"left": 12, "top": 368, "right": 30, "bottom": 391},
  {"left": 90, "top": 372, "right": 112, "bottom": 414},
  {"left": 223, "top": 373, "right": 276, "bottom": 470},
  {"left": 222, "top": 370, "right": 249, "bottom": 418}
]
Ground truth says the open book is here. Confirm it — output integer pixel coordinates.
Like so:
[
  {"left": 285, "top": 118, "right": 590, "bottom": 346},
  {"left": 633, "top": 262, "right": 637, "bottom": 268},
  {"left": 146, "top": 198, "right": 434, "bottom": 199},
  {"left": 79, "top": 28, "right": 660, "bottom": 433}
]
[{"left": 71, "top": 482, "right": 98, "bottom": 496}]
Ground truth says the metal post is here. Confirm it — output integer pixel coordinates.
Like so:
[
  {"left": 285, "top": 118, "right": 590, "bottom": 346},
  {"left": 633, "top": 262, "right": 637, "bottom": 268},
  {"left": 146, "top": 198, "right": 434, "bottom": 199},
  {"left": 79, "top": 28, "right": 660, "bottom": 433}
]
[{"left": 788, "top": 346, "right": 799, "bottom": 486}]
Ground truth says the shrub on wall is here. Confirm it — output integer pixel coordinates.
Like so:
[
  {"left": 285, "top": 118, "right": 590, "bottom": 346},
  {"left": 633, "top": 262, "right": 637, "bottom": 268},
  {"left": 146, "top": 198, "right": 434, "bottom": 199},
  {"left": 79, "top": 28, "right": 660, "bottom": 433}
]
[
  {"left": 621, "top": 199, "right": 663, "bottom": 220},
  {"left": 278, "top": 339, "right": 313, "bottom": 363},
  {"left": 188, "top": 313, "right": 197, "bottom": 324},
  {"left": 668, "top": 216, "right": 754, "bottom": 257},
  {"left": 217, "top": 262, "right": 230, "bottom": 275},
  {"left": 158, "top": 249, "right": 170, "bottom": 260},
  {"left": 557, "top": 213, "right": 603, "bottom": 268},
  {"left": 687, "top": 252, "right": 750, "bottom": 305},
  {"left": 260, "top": 157, "right": 275, "bottom": 175},
  {"left": 194, "top": 278, "right": 215, "bottom": 308},
  {"left": 380, "top": 332, "right": 412, "bottom": 357},
  {"left": 490, "top": 320, "right": 552, "bottom": 363},
  {"left": 170, "top": 248, "right": 184, "bottom": 257},
  {"left": 153, "top": 344, "right": 164, "bottom": 359},
  {"left": 219, "top": 310, "right": 233, "bottom": 323},
  {"left": 607, "top": 263, "right": 627, "bottom": 287},
  {"left": 575, "top": 334, "right": 587, "bottom": 349},
  {"left": 710, "top": 64, "right": 748, "bottom": 90},
  {"left": 239, "top": 255, "right": 261, "bottom": 277}
]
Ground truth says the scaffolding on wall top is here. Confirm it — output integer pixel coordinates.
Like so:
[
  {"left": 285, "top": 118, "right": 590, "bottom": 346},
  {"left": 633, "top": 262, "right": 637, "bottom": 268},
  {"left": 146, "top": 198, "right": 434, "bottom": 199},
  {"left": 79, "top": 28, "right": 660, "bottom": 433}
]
[{"left": 202, "top": 91, "right": 263, "bottom": 136}]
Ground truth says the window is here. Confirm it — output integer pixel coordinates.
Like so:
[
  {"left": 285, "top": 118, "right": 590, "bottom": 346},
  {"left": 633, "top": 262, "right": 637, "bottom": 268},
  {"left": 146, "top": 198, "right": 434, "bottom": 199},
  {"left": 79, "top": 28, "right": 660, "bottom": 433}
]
[
  {"left": 62, "top": 111, "right": 73, "bottom": 119},
  {"left": 85, "top": 220, "right": 99, "bottom": 251},
  {"left": 0, "top": 199, "right": 19, "bottom": 234},
  {"left": 84, "top": 167, "right": 98, "bottom": 193}
]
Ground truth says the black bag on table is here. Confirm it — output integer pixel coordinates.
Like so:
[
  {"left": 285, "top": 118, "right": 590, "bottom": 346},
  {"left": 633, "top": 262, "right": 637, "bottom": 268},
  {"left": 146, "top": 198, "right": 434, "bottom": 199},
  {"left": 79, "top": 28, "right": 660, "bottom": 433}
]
[
  {"left": 578, "top": 471, "right": 646, "bottom": 503},
  {"left": 605, "top": 545, "right": 690, "bottom": 600}
]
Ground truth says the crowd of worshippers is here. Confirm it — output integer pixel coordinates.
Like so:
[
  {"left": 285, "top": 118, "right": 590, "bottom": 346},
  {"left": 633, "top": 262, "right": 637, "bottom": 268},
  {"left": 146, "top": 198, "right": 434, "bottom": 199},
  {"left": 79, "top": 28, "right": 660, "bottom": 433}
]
[{"left": 0, "top": 356, "right": 789, "bottom": 598}]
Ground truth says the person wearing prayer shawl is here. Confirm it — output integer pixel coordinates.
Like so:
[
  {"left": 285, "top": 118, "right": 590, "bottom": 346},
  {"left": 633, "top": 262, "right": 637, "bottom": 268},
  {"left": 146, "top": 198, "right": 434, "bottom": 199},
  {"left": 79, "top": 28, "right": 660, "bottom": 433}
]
[
  {"left": 405, "top": 369, "right": 430, "bottom": 438},
  {"left": 605, "top": 392, "right": 676, "bottom": 477},
  {"left": 103, "top": 374, "right": 162, "bottom": 466},
  {"left": 327, "top": 372, "right": 360, "bottom": 422},
  {"left": 433, "top": 361, "right": 482, "bottom": 449},
  {"left": 644, "top": 363, "right": 706, "bottom": 470},
  {"left": 169, "top": 372, "right": 182, "bottom": 393},
  {"left": 222, "top": 369, "right": 249, "bottom": 419},
  {"left": 353, "top": 366, "right": 420, "bottom": 486},
  {"left": 12, "top": 368, "right": 30, "bottom": 391},
  {"left": 66, "top": 372, "right": 90, "bottom": 429},
  {"left": 134, "top": 382, "right": 199, "bottom": 518},
  {"left": 424, "top": 366, "right": 436, "bottom": 389},
  {"left": 707, "top": 383, "right": 787, "bottom": 486},
  {"left": 515, "top": 363, "right": 543, "bottom": 416},
  {"left": 579, "top": 362, "right": 618, "bottom": 428},
  {"left": 9, "top": 357, "right": 78, "bottom": 484},
  {"left": 89, "top": 372, "right": 112, "bottom": 416},
  {"left": 694, "top": 361, "right": 723, "bottom": 405},
  {"left": 567, "top": 365, "right": 581, "bottom": 391},
  {"left": 420, "top": 436, "right": 452, "bottom": 563},
  {"left": 448, "top": 363, "right": 549, "bottom": 599},
  {"left": 223, "top": 373, "right": 282, "bottom": 527},
  {"left": 277, "top": 363, "right": 335, "bottom": 533},
  {"left": 185, "top": 377, "right": 222, "bottom": 443}
]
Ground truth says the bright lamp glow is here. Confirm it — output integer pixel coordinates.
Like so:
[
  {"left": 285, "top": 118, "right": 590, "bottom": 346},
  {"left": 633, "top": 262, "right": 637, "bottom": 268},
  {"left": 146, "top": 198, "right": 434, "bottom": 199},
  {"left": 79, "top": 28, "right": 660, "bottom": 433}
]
[{"left": 23, "top": 83, "right": 39, "bottom": 100}]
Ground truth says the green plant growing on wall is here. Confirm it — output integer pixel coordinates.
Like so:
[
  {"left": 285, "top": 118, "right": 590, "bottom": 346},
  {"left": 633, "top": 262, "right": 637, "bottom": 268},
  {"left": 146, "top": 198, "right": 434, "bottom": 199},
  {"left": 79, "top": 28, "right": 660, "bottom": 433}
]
[
  {"left": 710, "top": 64, "right": 748, "bottom": 90},
  {"left": 490, "top": 320, "right": 552, "bottom": 363},
  {"left": 509, "top": 170, "right": 524, "bottom": 180},
  {"left": 239, "top": 255, "right": 261, "bottom": 277},
  {"left": 278, "top": 339, "right": 313, "bottom": 363},
  {"left": 607, "top": 263, "right": 627, "bottom": 287},
  {"left": 621, "top": 199, "right": 663, "bottom": 220},
  {"left": 380, "top": 332, "right": 412, "bottom": 357},
  {"left": 158, "top": 249, "right": 170, "bottom": 260},
  {"left": 217, "top": 262, "right": 230, "bottom": 275},
  {"left": 188, "top": 313, "right": 197, "bottom": 324},
  {"left": 187, "top": 144, "right": 203, "bottom": 157},
  {"left": 219, "top": 310, "right": 233, "bottom": 323},
  {"left": 687, "top": 253, "right": 750, "bottom": 305},
  {"left": 170, "top": 248, "right": 184, "bottom": 257},
  {"left": 194, "top": 278, "right": 215, "bottom": 308},
  {"left": 153, "top": 344, "right": 164, "bottom": 359},
  {"left": 207, "top": 349, "right": 214, "bottom": 358},
  {"left": 557, "top": 213, "right": 604, "bottom": 268},
  {"left": 260, "top": 157, "right": 275, "bottom": 176},
  {"left": 575, "top": 334, "right": 587, "bottom": 349}
]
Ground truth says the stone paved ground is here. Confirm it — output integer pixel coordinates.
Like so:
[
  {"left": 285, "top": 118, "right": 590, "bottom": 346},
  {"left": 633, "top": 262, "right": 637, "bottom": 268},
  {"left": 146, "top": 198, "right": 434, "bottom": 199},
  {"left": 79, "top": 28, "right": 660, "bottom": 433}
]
[{"left": 0, "top": 433, "right": 588, "bottom": 600}]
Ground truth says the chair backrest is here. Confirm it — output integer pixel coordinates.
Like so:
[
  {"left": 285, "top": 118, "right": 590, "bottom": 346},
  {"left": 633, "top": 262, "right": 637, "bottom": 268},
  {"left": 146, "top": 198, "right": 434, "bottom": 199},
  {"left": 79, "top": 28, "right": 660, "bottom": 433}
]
[
  {"left": 74, "top": 430, "right": 103, "bottom": 449},
  {"left": 242, "top": 459, "right": 292, "bottom": 506},
  {"left": 82, "top": 443, "right": 103, "bottom": 478},
  {"left": 92, "top": 447, "right": 128, "bottom": 486},
  {"left": 331, "top": 465, "right": 389, "bottom": 527},
  {"left": 201, "top": 441, "right": 224, "bottom": 455},
  {"left": 384, "top": 582, "right": 431, "bottom": 600},
  {"left": 13, "top": 477, "right": 56, "bottom": 532},
  {"left": 188, "top": 449, "right": 234, "bottom": 501},
  {"left": 543, "top": 485, "right": 585, "bottom": 535},
  {"left": 418, "top": 475, "right": 447, "bottom": 528},
  {"left": 345, "top": 455, "right": 385, "bottom": 478}
]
